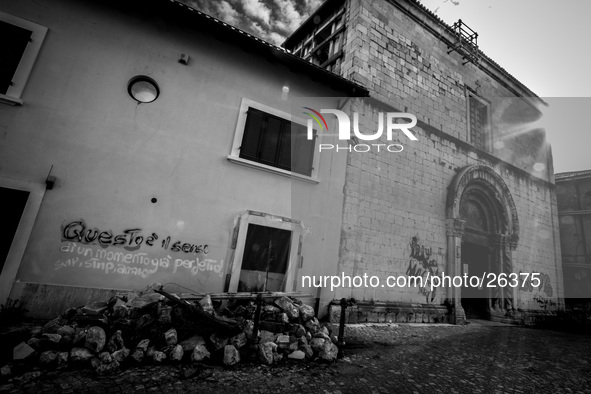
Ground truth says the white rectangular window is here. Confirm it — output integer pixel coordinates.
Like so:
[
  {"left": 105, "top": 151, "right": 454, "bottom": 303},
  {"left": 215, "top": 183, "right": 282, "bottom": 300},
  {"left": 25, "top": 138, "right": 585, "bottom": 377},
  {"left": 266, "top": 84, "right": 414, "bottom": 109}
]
[
  {"left": 228, "top": 98, "right": 320, "bottom": 183},
  {"left": 0, "top": 12, "right": 47, "bottom": 105}
]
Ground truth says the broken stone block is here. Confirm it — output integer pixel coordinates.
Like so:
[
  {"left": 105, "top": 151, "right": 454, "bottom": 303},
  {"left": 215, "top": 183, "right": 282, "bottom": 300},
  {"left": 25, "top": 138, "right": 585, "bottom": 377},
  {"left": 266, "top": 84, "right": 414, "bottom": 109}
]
[
  {"left": 179, "top": 335, "right": 205, "bottom": 353},
  {"left": 230, "top": 333, "right": 247, "bottom": 349},
  {"left": 263, "top": 305, "right": 281, "bottom": 314},
  {"left": 111, "top": 348, "right": 130, "bottom": 363},
  {"left": 274, "top": 297, "right": 299, "bottom": 321},
  {"left": 313, "top": 332, "right": 331, "bottom": 341},
  {"left": 13, "top": 342, "right": 35, "bottom": 361},
  {"left": 287, "top": 350, "right": 305, "bottom": 360},
  {"left": 164, "top": 328, "right": 177, "bottom": 346},
  {"left": 289, "top": 342, "right": 299, "bottom": 353},
  {"left": 0, "top": 365, "right": 11, "bottom": 379},
  {"left": 96, "top": 360, "right": 120, "bottom": 376},
  {"left": 85, "top": 326, "right": 106, "bottom": 353},
  {"left": 81, "top": 301, "right": 109, "bottom": 315},
  {"left": 41, "top": 333, "right": 62, "bottom": 346},
  {"left": 136, "top": 339, "right": 150, "bottom": 352},
  {"left": 73, "top": 328, "right": 86, "bottom": 347},
  {"left": 305, "top": 332, "right": 312, "bottom": 342},
  {"left": 319, "top": 341, "right": 338, "bottom": 361},
  {"left": 56, "top": 352, "right": 69, "bottom": 367},
  {"left": 331, "top": 335, "right": 338, "bottom": 344},
  {"left": 310, "top": 338, "right": 326, "bottom": 353},
  {"left": 258, "top": 342, "right": 276, "bottom": 365},
  {"left": 209, "top": 333, "right": 228, "bottom": 351},
  {"left": 273, "top": 352, "right": 283, "bottom": 363},
  {"left": 259, "top": 330, "right": 277, "bottom": 344},
  {"left": 170, "top": 345, "right": 184, "bottom": 362},
  {"left": 152, "top": 351, "right": 166, "bottom": 363},
  {"left": 26, "top": 338, "right": 41, "bottom": 351},
  {"left": 223, "top": 345, "right": 240, "bottom": 366},
  {"left": 304, "top": 318, "right": 321, "bottom": 335},
  {"left": 298, "top": 304, "right": 315, "bottom": 321},
  {"left": 98, "top": 352, "right": 112, "bottom": 365},
  {"left": 278, "top": 313, "right": 289, "bottom": 323},
  {"left": 299, "top": 344, "right": 313, "bottom": 359},
  {"left": 70, "top": 347, "right": 94, "bottom": 364},
  {"left": 298, "top": 336, "right": 308, "bottom": 346},
  {"left": 191, "top": 344, "right": 211, "bottom": 362},
  {"left": 106, "top": 330, "right": 125, "bottom": 353},
  {"left": 199, "top": 295, "right": 214, "bottom": 314},
  {"left": 157, "top": 303, "right": 172, "bottom": 323},
  {"left": 130, "top": 349, "right": 144, "bottom": 363},
  {"left": 38, "top": 351, "right": 58, "bottom": 367},
  {"left": 112, "top": 298, "right": 129, "bottom": 318},
  {"left": 56, "top": 325, "right": 75, "bottom": 339},
  {"left": 243, "top": 320, "right": 255, "bottom": 339},
  {"left": 90, "top": 357, "right": 101, "bottom": 370},
  {"left": 134, "top": 314, "right": 155, "bottom": 330},
  {"left": 275, "top": 334, "right": 290, "bottom": 351}
]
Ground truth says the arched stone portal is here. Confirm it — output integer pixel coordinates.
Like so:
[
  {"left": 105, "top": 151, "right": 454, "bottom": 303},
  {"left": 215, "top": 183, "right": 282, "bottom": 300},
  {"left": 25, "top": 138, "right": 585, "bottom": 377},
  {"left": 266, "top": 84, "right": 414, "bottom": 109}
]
[{"left": 446, "top": 165, "right": 519, "bottom": 324}]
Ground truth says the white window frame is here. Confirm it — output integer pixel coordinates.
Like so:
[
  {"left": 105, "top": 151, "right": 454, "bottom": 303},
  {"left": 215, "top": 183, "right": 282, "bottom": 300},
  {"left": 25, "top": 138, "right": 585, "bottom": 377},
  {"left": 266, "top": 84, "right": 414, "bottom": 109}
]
[
  {"left": 466, "top": 89, "right": 492, "bottom": 150},
  {"left": 0, "top": 11, "right": 48, "bottom": 106},
  {"left": 227, "top": 211, "right": 303, "bottom": 293},
  {"left": 228, "top": 97, "right": 321, "bottom": 184},
  {"left": 0, "top": 177, "right": 46, "bottom": 305}
]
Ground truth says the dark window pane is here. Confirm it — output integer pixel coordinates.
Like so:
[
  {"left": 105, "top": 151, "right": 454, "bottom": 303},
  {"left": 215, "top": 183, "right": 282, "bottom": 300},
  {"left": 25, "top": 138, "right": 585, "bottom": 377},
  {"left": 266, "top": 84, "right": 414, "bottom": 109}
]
[
  {"left": 259, "top": 116, "right": 282, "bottom": 166},
  {"left": 277, "top": 121, "right": 292, "bottom": 170},
  {"left": 0, "top": 187, "right": 29, "bottom": 274},
  {"left": 238, "top": 224, "right": 292, "bottom": 292},
  {"left": 469, "top": 95, "right": 488, "bottom": 151},
  {"left": 240, "top": 109, "right": 265, "bottom": 161},
  {"left": 0, "top": 21, "right": 31, "bottom": 94},
  {"left": 239, "top": 107, "right": 315, "bottom": 176}
]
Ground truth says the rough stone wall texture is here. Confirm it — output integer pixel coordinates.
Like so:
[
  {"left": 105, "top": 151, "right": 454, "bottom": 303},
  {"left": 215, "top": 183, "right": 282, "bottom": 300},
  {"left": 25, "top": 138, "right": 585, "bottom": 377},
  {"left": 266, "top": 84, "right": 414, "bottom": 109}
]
[{"left": 332, "top": 0, "right": 562, "bottom": 313}]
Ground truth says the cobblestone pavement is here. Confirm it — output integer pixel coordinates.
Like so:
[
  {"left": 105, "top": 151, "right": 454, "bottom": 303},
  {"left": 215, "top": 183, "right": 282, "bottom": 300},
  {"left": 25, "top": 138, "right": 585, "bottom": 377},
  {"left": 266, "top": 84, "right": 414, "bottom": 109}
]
[{"left": 2, "top": 321, "right": 591, "bottom": 394}]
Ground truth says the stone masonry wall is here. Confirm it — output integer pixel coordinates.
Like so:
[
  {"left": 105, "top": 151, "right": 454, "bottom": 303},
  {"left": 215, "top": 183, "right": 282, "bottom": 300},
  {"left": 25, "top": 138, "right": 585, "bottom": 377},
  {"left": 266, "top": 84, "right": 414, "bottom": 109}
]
[{"left": 332, "top": 0, "right": 562, "bottom": 315}]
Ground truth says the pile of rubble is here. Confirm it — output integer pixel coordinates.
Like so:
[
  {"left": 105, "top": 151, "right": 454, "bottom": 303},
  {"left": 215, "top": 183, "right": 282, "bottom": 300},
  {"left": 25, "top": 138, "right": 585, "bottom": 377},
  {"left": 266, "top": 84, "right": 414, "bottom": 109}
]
[{"left": 2, "top": 287, "right": 339, "bottom": 379}]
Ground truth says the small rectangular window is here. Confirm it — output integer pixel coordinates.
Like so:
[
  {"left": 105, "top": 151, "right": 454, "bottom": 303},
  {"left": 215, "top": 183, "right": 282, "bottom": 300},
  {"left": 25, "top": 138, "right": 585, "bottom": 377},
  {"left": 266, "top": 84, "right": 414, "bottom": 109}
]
[
  {"left": 239, "top": 107, "right": 314, "bottom": 177},
  {"left": 0, "top": 12, "right": 48, "bottom": 104},
  {"left": 0, "top": 21, "right": 32, "bottom": 95},
  {"left": 468, "top": 92, "right": 490, "bottom": 151}
]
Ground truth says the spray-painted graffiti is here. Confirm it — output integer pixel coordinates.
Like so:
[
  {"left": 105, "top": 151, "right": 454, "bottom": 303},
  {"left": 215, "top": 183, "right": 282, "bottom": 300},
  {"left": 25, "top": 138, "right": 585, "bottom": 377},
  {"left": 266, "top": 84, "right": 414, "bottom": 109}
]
[
  {"left": 61, "top": 220, "right": 208, "bottom": 254},
  {"left": 518, "top": 271, "right": 553, "bottom": 297},
  {"left": 405, "top": 236, "right": 440, "bottom": 303},
  {"left": 54, "top": 242, "right": 223, "bottom": 278}
]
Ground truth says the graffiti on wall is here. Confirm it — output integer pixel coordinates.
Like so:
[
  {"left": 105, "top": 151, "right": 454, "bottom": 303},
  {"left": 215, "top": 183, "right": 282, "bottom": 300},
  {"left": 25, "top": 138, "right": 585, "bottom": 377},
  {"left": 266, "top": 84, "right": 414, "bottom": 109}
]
[
  {"left": 518, "top": 271, "right": 553, "bottom": 297},
  {"left": 405, "top": 236, "right": 440, "bottom": 303},
  {"left": 62, "top": 220, "right": 208, "bottom": 254},
  {"left": 55, "top": 220, "right": 223, "bottom": 279}
]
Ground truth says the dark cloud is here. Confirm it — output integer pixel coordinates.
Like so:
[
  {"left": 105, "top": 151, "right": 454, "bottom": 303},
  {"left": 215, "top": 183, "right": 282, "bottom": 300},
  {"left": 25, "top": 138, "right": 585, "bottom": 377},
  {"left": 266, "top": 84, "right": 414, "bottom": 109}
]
[{"left": 182, "top": 0, "right": 323, "bottom": 45}]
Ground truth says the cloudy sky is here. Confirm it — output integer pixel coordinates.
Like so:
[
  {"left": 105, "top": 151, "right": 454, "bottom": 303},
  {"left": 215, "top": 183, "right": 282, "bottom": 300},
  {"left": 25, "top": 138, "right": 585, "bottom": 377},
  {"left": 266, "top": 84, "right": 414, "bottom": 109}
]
[
  {"left": 184, "top": 0, "right": 323, "bottom": 45},
  {"left": 185, "top": 0, "right": 591, "bottom": 173}
]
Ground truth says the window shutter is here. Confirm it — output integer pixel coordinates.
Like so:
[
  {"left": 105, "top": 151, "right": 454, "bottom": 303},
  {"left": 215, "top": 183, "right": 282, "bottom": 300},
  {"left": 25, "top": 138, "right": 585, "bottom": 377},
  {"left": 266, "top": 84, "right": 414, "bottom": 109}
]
[
  {"left": 292, "top": 123, "right": 314, "bottom": 176},
  {"left": 240, "top": 108, "right": 265, "bottom": 161},
  {"left": 277, "top": 121, "right": 292, "bottom": 171},
  {"left": 0, "top": 21, "right": 32, "bottom": 94}
]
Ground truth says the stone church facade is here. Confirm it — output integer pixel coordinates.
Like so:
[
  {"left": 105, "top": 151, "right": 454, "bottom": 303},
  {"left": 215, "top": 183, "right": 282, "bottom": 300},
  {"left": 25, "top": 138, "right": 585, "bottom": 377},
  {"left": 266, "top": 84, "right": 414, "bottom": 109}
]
[{"left": 284, "top": 0, "right": 563, "bottom": 324}]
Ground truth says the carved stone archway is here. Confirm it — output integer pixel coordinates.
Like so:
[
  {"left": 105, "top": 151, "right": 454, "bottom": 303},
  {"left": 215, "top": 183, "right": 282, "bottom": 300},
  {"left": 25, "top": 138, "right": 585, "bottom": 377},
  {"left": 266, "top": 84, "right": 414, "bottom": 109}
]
[{"left": 446, "top": 165, "right": 519, "bottom": 324}]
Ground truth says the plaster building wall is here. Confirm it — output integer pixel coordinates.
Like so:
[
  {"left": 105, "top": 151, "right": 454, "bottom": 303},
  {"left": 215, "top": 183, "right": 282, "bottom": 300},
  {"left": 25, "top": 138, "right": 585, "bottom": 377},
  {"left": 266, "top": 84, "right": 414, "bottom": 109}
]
[
  {"left": 0, "top": 0, "right": 358, "bottom": 318},
  {"left": 285, "top": 0, "right": 563, "bottom": 323}
]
